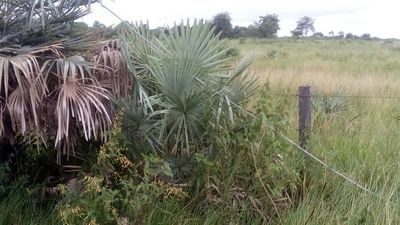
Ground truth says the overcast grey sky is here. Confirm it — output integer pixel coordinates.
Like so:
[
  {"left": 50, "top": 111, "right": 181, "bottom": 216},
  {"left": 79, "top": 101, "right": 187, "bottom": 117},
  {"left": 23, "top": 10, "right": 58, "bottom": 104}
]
[{"left": 83, "top": 0, "right": 400, "bottom": 38}]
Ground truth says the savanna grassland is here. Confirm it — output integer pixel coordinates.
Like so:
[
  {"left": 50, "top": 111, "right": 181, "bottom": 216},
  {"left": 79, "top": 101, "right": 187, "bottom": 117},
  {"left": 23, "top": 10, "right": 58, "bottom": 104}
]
[
  {"left": 2, "top": 14, "right": 400, "bottom": 224},
  {"left": 233, "top": 38, "right": 400, "bottom": 224}
]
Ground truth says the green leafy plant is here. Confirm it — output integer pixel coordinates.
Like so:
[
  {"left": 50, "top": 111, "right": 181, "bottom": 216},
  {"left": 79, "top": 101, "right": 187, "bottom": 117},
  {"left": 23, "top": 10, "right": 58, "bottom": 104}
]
[{"left": 57, "top": 119, "right": 188, "bottom": 225}]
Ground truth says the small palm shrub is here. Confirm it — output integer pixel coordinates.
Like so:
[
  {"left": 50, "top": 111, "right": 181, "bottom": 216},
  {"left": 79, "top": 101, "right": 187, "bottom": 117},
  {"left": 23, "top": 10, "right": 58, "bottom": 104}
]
[
  {"left": 313, "top": 89, "right": 349, "bottom": 114},
  {"left": 119, "top": 20, "right": 258, "bottom": 155},
  {"left": 313, "top": 88, "right": 350, "bottom": 128}
]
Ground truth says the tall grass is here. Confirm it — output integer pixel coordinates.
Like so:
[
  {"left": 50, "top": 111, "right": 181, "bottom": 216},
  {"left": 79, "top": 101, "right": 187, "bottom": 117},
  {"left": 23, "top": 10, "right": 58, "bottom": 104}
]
[
  {"left": 233, "top": 38, "right": 400, "bottom": 96},
  {"left": 2, "top": 37, "right": 399, "bottom": 224},
  {"left": 233, "top": 38, "right": 400, "bottom": 224},
  {"left": 0, "top": 186, "right": 58, "bottom": 225}
]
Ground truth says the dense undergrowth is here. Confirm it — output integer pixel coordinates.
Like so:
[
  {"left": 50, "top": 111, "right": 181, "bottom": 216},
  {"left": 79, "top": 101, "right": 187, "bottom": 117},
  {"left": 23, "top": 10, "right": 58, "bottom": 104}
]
[
  {"left": 0, "top": 18, "right": 304, "bottom": 224},
  {"left": 3, "top": 2, "right": 400, "bottom": 224},
  {"left": 0, "top": 82, "right": 300, "bottom": 225}
]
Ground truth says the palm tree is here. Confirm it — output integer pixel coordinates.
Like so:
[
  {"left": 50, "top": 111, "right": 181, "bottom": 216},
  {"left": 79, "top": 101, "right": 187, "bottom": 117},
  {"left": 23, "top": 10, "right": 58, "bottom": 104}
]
[
  {"left": 119, "top": 20, "right": 257, "bottom": 155},
  {"left": 0, "top": 0, "right": 129, "bottom": 163}
]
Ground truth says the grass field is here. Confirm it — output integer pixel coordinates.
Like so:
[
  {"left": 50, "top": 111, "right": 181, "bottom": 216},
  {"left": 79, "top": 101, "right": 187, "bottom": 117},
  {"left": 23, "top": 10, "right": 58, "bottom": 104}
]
[
  {"left": 232, "top": 38, "right": 400, "bottom": 224},
  {"left": 2, "top": 37, "right": 400, "bottom": 225}
]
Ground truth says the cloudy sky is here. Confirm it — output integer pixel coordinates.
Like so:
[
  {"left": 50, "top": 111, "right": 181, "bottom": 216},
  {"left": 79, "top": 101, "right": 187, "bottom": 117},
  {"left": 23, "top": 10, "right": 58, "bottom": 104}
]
[{"left": 83, "top": 0, "right": 400, "bottom": 38}]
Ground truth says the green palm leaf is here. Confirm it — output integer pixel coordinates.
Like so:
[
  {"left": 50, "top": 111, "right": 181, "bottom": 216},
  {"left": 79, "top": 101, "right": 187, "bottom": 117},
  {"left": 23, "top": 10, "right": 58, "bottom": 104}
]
[{"left": 120, "top": 20, "right": 259, "bottom": 154}]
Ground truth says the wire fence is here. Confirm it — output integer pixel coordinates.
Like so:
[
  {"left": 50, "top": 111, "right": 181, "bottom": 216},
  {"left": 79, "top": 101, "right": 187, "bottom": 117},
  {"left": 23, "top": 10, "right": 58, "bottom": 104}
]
[
  {"left": 244, "top": 87, "right": 400, "bottom": 199},
  {"left": 266, "top": 89, "right": 400, "bottom": 137},
  {"left": 230, "top": 100, "right": 381, "bottom": 199},
  {"left": 263, "top": 92, "right": 400, "bottom": 100}
]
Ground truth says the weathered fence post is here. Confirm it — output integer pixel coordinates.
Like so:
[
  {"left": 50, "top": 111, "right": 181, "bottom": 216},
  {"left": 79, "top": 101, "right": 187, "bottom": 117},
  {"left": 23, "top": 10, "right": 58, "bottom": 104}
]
[{"left": 298, "top": 86, "right": 311, "bottom": 150}]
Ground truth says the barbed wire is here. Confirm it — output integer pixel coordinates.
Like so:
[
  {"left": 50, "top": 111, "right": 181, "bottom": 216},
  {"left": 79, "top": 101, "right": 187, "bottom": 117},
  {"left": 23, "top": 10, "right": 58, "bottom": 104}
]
[
  {"left": 285, "top": 128, "right": 400, "bottom": 140},
  {"left": 230, "top": 101, "right": 382, "bottom": 198},
  {"left": 312, "top": 130, "right": 400, "bottom": 137},
  {"left": 263, "top": 92, "right": 400, "bottom": 99}
]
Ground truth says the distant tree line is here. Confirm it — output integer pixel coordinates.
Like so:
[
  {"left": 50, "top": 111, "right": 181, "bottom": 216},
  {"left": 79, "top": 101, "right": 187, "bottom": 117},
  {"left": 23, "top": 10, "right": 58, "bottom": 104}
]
[
  {"left": 210, "top": 12, "right": 373, "bottom": 40},
  {"left": 313, "top": 31, "right": 372, "bottom": 40},
  {"left": 75, "top": 16, "right": 373, "bottom": 41},
  {"left": 211, "top": 12, "right": 281, "bottom": 38}
]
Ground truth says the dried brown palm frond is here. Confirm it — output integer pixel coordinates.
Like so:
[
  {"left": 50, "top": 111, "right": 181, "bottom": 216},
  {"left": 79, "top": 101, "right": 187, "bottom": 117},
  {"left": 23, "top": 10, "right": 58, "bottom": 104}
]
[
  {"left": 42, "top": 55, "right": 113, "bottom": 161},
  {"left": 93, "top": 40, "right": 131, "bottom": 98},
  {"left": 0, "top": 52, "right": 46, "bottom": 136},
  {"left": 55, "top": 77, "right": 112, "bottom": 159},
  {"left": 0, "top": 42, "right": 121, "bottom": 162},
  {"left": 0, "top": 100, "right": 7, "bottom": 139},
  {"left": 0, "top": 1, "right": 129, "bottom": 163}
]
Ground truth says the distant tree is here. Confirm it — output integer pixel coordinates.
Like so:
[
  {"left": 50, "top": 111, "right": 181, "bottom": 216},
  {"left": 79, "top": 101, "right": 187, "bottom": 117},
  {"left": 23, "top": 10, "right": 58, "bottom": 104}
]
[
  {"left": 291, "top": 29, "right": 303, "bottom": 38},
  {"left": 211, "top": 12, "right": 233, "bottom": 38},
  {"left": 328, "top": 31, "right": 335, "bottom": 37},
  {"left": 113, "top": 21, "right": 131, "bottom": 33},
  {"left": 232, "top": 26, "right": 240, "bottom": 37},
  {"left": 291, "top": 16, "right": 315, "bottom": 37},
  {"left": 345, "top": 32, "right": 354, "bottom": 39},
  {"left": 256, "top": 14, "right": 280, "bottom": 38},
  {"left": 92, "top": 20, "right": 106, "bottom": 29},
  {"left": 247, "top": 24, "right": 261, "bottom": 37},
  {"left": 70, "top": 22, "right": 90, "bottom": 34},
  {"left": 337, "top": 31, "right": 345, "bottom": 39},
  {"left": 92, "top": 20, "right": 107, "bottom": 38},
  {"left": 232, "top": 26, "right": 249, "bottom": 38},
  {"left": 313, "top": 32, "right": 324, "bottom": 38},
  {"left": 361, "top": 33, "right": 371, "bottom": 40},
  {"left": 152, "top": 26, "right": 168, "bottom": 37}
]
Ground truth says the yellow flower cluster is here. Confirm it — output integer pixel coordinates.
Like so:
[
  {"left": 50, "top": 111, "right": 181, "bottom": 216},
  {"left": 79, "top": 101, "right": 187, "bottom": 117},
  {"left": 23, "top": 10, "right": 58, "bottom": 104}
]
[
  {"left": 83, "top": 176, "right": 102, "bottom": 193},
  {"left": 165, "top": 186, "right": 188, "bottom": 199},
  {"left": 156, "top": 181, "right": 188, "bottom": 199},
  {"left": 118, "top": 156, "right": 133, "bottom": 169}
]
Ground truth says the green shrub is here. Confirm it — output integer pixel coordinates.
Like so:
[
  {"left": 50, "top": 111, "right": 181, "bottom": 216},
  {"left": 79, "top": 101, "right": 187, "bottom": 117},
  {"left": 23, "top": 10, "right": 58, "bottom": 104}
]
[{"left": 7, "top": 21, "right": 301, "bottom": 225}]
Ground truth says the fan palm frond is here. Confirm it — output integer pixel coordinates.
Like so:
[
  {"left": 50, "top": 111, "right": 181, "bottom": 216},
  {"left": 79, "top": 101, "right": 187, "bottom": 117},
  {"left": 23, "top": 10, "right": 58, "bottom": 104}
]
[
  {"left": 118, "top": 22, "right": 160, "bottom": 111},
  {"left": 118, "top": 96, "right": 162, "bottom": 153},
  {"left": 120, "top": 20, "right": 258, "bottom": 154},
  {"left": 55, "top": 77, "right": 112, "bottom": 156},
  {"left": 0, "top": 53, "right": 46, "bottom": 136},
  {"left": 93, "top": 40, "right": 131, "bottom": 98},
  {"left": 42, "top": 55, "right": 113, "bottom": 161},
  {"left": 159, "top": 91, "right": 206, "bottom": 153},
  {"left": 157, "top": 19, "right": 230, "bottom": 77},
  {"left": 0, "top": 1, "right": 130, "bottom": 164}
]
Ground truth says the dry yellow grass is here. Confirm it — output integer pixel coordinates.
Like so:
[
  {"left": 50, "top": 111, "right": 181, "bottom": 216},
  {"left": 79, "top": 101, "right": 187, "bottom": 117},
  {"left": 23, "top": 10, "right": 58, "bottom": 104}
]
[
  {"left": 230, "top": 38, "right": 400, "bottom": 96},
  {"left": 254, "top": 68, "right": 400, "bottom": 96},
  {"left": 233, "top": 38, "right": 400, "bottom": 224}
]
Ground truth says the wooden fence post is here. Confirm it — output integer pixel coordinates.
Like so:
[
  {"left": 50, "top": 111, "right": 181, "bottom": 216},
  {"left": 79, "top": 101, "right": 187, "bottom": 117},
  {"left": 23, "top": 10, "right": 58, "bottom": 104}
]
[{"left": 298, "top": 86, "right": 311, "bottom": 150}]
